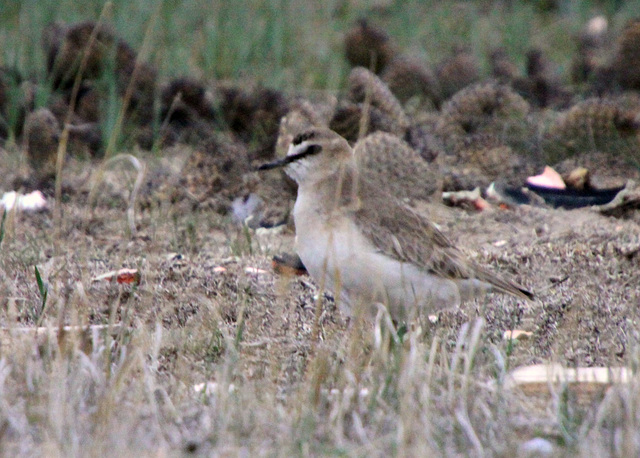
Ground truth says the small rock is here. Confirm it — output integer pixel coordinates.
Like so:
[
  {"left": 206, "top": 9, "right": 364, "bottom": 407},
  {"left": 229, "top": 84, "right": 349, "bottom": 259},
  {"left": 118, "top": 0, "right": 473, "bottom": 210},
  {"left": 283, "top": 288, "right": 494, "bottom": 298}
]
[
  {"left": 565, "top": 167, "right": 590, "bottom": 190},
  {"left": 518, "top": 437, "right": 554, "bottom": 457}
]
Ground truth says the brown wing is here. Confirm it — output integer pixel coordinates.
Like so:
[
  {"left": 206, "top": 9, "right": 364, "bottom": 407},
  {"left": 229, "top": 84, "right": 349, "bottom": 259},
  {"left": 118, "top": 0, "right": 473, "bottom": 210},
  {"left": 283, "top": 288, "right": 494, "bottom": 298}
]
[{"left": 351, "top": 179, "right": 533, "bottom": 300}]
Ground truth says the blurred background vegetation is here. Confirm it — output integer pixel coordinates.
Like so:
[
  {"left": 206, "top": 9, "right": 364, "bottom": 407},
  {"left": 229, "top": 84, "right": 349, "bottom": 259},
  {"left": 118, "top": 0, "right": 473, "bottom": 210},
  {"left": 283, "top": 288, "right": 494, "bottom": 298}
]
[
  {"left": 3, "top": 0, "right": 640, "bottom": 161},
  {"left": 2, "top": 0, "right": 640, "bottom": 92}
]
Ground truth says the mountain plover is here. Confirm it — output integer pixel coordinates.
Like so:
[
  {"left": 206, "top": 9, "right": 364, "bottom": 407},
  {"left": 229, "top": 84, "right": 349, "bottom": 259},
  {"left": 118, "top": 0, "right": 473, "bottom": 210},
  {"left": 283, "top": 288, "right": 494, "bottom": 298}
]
[{"left": 259, "top": 128, "right": 532, "bottom": 321}]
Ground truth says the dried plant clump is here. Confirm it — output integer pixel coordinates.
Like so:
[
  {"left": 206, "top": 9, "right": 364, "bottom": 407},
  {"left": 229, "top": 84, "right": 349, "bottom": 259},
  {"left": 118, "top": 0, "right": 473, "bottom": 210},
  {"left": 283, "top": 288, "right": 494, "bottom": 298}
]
[
  {"left": 329, "top": 101, "right": 402, "bottom": 143},
  {"left": 179, "top": 133, "right": 252, "bottom": 213},
  {"left": 343, "top": 18, "right": 394, "bottom": 74},
  {"left": 114, "top": 40, "right": 157, "bottom": 121},
  {"left": 150, "top": 77, "right": 220, "bottom": 145},
  {"left": 44, "top": 21, "right": 117, "bottom": 88},
  {"left": 348, "top": 67, "right": 409, "bottom": 130},
  {"left": 435, "top": 82, "right": 531, "bottom": 151},
  {"left": 43, "top": 21, "right": 158, "bottom": 126},
  {"left": 24, "top": 108, "right": 61, "bottom": 179},
  {"left": 437, "top": 133, "right": 538, "bottom": 190},
  {"left": 543, "top": 96, "right": 640, "bottom": 160},
  {"left": 612, "top": 18, "right": 640, "bottom": 91},
  {"left": 404, "top": 120, "right": 445, "bottom": 163},
  {"left": 65, "top": 122, "right": 103, "bottom": 158},
  {"left": 217, "top": 84, "right": 290, "bottom": 160},
  {"left": 134, "top": 124, "right": 180, "bottom": 151},
  {"left": 512, "top": 48, "right": 572, "bottom": 108},
  {"left": 571, "top": 16, "right": 610, "bottom": 86},
  {"left": 161, "top": 77, "right": 217, "bottom": 123},
  {"left": 74, "top": 82, "right": 102, "bottom": 123},
  {"left": 381, "top": 54, "right": 442, "bottom": 107},
  {"left": 22, "top": 89, "right": 103, "bottom": 160},
  {"left": 355, "top": 131, "right": 440, "bottom": 200},
  {"left": 489, "top": 47, "right": 520, "bottom": 83},
  {"left": 435, "top": 45, "right": 481, "bottom": 100}
]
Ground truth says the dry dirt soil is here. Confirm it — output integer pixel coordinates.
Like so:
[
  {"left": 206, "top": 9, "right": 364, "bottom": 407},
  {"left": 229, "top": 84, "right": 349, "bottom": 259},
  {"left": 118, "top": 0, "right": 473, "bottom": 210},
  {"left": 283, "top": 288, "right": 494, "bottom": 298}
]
[{"left": 0, "top": 143, "right": 639, "bottom": 455}]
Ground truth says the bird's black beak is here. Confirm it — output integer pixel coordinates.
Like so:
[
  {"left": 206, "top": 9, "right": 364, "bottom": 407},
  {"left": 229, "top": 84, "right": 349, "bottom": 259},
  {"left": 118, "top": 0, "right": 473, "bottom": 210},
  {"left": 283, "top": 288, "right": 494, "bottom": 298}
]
[
  {"left": 256, "top": 144, "right": 322, "bottom": 171},
  {"left": 256, "top": 156, "right": 293, "bottom": 171}
]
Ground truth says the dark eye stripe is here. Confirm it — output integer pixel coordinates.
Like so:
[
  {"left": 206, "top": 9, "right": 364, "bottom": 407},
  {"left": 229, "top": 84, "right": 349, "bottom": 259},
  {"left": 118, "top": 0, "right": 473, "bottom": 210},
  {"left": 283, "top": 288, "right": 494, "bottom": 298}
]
[
  {"left": 297, "top": 144, "right": 322, "bottom": 158},
  {"left": 292, "top": 131, "right": 316, "bottom": 146},
  {"left": 257, "top": 144, "right": 322, "bottom": 171}
]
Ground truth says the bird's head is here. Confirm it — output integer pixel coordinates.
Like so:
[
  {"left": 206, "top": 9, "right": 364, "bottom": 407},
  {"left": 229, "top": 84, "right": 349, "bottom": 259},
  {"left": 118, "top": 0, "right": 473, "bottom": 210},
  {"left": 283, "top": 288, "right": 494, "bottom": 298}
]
[{"left": 258, "top": 128, "right": 354, "bottom": 186}]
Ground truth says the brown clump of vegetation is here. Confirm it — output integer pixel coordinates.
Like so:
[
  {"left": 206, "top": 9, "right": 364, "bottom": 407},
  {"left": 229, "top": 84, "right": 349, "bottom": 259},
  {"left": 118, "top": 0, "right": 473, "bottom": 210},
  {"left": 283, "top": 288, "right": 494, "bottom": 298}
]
[
  {"left": 348, "top": 66, "right": 410, "bottom": 130},
  {"left": 435, "top": 81, "right": 531, "bottom": 151},
  {"left": 489, "top": 47, "right": 520, "bottom": 83},
  {"left": 343, "top": 18, "right": 395, "bottom": 74},
  {"left": 329, "top": 101, "right": 399, "bottom": 143},
  {"left": 543, "top": 95, "right": 640, "bottom": 161},
  {"left": 45, "top": 21, "right": 157, "bottom": 121},
  {"left": 161, "top": 77, "right": 217, "bottom": 123},
  {"left": 612, "top": 18, "right": 640, "bottom": 91},
  {"left": 178, "top": 132, "right": 252, "bottom": 214},
  {"left": 436, "top": 45, "right": 481, "bottom": 100},
  {"left": 217, "top": 84, "right": 289, "bottom": 160},
  {"left": 438, "top": 133, "right": 537, "bottom": 190},
  {"left": 355, "top": 131, "right": 440, "bottom": 200},
  {"left": 382, "top": 54, "right": 442, "bottom": 107},
  {"left": 24, "top": 107, "right": 60, "bottom": 180}
]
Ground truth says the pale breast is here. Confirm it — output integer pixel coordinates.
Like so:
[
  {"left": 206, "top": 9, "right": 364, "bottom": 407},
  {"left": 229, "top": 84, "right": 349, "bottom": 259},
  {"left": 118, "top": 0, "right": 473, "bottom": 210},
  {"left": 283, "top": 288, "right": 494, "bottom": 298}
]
[{"left": 293, "top": 194, "right": 462, "bottom": 319}]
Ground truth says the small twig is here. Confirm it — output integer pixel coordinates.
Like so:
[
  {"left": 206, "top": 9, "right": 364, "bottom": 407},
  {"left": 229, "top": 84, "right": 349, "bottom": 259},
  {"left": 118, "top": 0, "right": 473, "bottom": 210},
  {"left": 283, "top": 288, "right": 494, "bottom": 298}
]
[{"left": 89, "top": 154, "right": 146, "bottom": 236}]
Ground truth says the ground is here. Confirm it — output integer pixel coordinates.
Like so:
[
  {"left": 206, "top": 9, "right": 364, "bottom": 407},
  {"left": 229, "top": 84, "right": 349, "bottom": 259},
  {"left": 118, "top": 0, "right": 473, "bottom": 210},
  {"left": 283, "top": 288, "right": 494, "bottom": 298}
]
[{"left": 0, "top": 145, "right": 638, "bottom": 455}]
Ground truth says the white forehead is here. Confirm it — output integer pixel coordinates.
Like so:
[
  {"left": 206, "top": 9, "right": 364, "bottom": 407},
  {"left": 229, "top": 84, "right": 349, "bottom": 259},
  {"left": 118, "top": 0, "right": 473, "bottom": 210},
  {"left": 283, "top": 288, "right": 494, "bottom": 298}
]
[{"left": 287, "top": 140, "right": 313, "bottom": 157}]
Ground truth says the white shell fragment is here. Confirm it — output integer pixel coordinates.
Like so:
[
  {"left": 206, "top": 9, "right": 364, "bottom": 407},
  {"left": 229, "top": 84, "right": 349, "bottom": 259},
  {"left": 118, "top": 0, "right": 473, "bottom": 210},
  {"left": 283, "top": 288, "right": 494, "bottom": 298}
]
[
  {"left": 503, "top": 329, "right": 533, "bottom": 340},
  {"left": 526, "top": 166, "right": 566, "bottom": 189},
  {"left": 0, "top": 190, "right": 48, "bottom": 212},
  {"left": 506, "top": 363, "right": 631, "bottom": 391}
]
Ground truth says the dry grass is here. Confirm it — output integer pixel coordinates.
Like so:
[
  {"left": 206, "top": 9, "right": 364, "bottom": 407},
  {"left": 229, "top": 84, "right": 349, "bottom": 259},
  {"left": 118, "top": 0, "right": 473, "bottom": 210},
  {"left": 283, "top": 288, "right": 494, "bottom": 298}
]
[{"left": 0, "top": 148, "right": 638, "bottom": 456}]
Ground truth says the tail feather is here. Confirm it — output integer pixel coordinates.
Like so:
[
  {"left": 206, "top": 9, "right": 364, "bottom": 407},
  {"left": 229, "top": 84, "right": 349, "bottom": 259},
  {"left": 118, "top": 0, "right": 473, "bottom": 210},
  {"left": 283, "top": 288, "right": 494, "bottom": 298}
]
[{"left": 474, "top": 266, "right": 534, "bottom": 301}]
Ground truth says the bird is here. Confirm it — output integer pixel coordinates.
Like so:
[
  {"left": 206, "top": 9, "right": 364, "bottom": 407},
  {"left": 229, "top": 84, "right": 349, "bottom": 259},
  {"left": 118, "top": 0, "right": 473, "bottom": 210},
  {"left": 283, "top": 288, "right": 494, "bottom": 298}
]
[{"left": 258, "top": 128, "right": 532, "bottom": 322}]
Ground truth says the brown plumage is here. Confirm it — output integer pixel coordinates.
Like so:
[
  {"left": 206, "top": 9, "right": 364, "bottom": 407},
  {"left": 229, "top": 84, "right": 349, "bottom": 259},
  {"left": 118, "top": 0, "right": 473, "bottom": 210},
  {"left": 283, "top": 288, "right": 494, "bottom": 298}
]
[{"left": 350, "top": 177, "right": 533, "bottom": 302}]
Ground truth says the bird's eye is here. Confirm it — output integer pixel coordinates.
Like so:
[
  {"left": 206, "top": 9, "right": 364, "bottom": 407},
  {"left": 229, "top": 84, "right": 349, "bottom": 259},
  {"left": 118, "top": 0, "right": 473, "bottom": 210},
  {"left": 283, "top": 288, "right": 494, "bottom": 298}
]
[{"left": 296, "top": 144, "right": 322, "bottom": 158}]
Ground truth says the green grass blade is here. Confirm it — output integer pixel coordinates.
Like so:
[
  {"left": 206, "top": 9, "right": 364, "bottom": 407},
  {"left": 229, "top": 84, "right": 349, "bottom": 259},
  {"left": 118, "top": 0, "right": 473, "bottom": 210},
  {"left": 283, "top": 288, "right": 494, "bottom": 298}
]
[
  {"left": 34, "top": 265, "right": 48, "bottom": 312},
  {"left": 0, "top": 209, "right": 6, "bottom": 247}
]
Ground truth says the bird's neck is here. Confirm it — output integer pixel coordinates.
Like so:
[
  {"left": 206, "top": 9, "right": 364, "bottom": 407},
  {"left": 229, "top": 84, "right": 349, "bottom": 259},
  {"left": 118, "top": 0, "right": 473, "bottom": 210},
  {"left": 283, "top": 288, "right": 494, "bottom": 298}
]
[{"left": 297, "top": 162, "right": 362, "bottom": 217}]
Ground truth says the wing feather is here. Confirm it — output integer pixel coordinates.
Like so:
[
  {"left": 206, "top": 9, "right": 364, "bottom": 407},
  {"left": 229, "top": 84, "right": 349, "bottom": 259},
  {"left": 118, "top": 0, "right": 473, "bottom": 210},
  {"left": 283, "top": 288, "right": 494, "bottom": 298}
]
[{"left": 350, "top": 178, "right": 532, "bottom": 300}]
